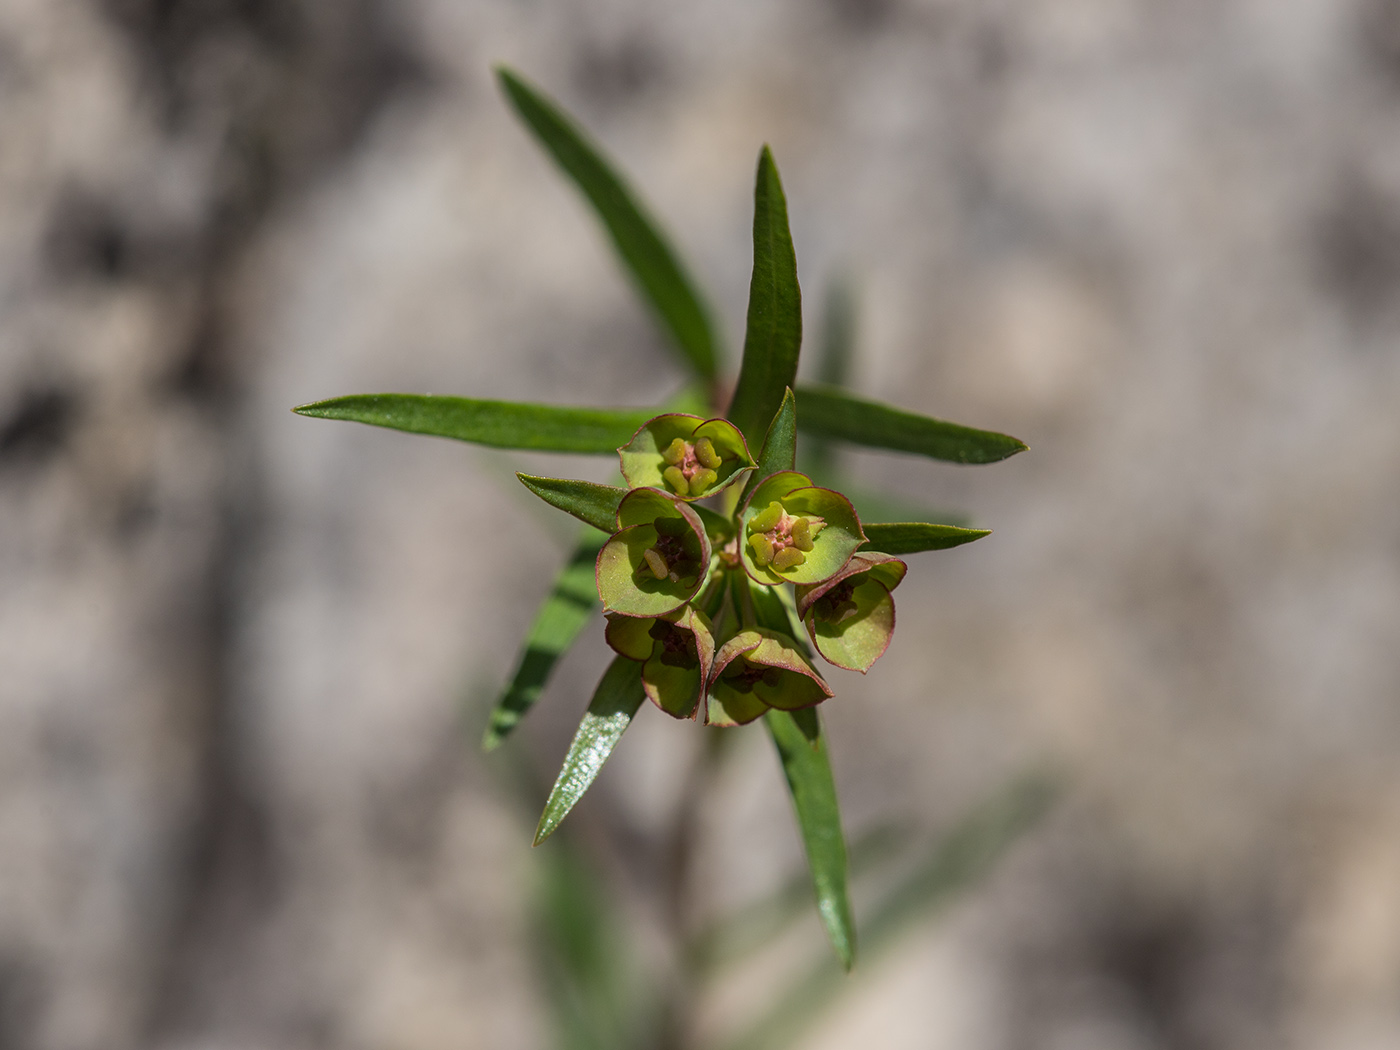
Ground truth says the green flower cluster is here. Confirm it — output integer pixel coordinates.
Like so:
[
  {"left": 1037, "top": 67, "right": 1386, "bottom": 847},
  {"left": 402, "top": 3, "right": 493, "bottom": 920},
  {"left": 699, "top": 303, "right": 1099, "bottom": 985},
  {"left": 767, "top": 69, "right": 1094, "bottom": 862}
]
[{"left": 527, "top": 410, "right": 908, "bottom": 726}]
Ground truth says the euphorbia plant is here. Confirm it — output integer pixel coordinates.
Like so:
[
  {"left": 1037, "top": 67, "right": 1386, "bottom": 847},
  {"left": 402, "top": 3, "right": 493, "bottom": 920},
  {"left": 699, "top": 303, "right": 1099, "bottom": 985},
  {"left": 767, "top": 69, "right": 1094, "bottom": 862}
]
[{"left": 294, "top": 67, "right": 1026, "bottom": 971}]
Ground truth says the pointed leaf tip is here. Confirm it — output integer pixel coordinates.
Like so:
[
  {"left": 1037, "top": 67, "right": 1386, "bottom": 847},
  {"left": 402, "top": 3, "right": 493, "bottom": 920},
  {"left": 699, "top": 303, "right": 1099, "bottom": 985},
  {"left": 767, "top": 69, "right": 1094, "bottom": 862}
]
[{"left": 534, "top": 657, "right": 646, "bottom": 843}]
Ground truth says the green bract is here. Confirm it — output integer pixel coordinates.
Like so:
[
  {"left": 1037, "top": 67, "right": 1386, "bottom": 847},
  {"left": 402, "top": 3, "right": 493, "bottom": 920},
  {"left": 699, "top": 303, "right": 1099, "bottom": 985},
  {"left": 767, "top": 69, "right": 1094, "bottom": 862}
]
[
  {"left": 618, "top": 414, "right": 754, "bottom": 500},
  {"left": 604, "top": 604, "right": 715, "bottom": 719},
  {"left": 706, "top": 628, "right": 833, "bottom": 727},
  {"left": 597, "top": 489, "right": 711, "bottom": 617},
  {"left": 738, "top": 471, "right": 866, "bottom": 586},
  {"left": 297, "top": 66, "right": 1030, "bottom": 977},
  {"left": 796, "top": 552, "right": 907, "bottom": 673}
]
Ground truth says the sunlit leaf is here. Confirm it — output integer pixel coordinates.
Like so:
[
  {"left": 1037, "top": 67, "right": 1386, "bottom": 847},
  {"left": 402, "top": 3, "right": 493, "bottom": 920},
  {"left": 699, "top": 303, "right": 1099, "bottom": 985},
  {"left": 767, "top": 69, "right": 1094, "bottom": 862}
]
[
  {"left": 482, "top": 531, "right": 607, "bottom": 751},
  {"left": 795, "top": 385, "right": 1027, "bottom": 464},
  {"left": 741, "top": 386, "right": 797, "bottom": 504},
  {"left": 497, "top": 67, "right": 720, "bottom": 381},
  {"left": 862, "top": 522, "right": 991, "bottom": 555},
  {"left": 294, "top": 394, "right": 656, "bottom": 454},
  {"left": 764, "top": 708, "right": 855, "bottom": 970},
  {"left": 517, "top": 475, "right": 626, "bottom": 534},
  {"left": 534, "top": 657, "right": 646, "bottom": 844},
  {"left": 728, "top": 147, "right": 803, "bottom": 450}
]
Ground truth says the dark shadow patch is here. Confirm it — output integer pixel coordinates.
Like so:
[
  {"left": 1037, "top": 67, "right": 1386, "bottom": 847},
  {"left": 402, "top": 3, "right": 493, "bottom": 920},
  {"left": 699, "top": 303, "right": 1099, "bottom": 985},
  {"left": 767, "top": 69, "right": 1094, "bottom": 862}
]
[
  {"left": 0, "top": 386, "right": 79, "bottom": 465},
  {"left": 0, "top": 956, "right": 46, "bottom": 1050},
  {"left": 1362, "top": 0, "right": 1400, "bottom": 86},
  {"left": 571, "top": 32, "right": 668, "bottom": 109},
  {"left": 1314, "top": 177, "right": 1400, "bottom": 321}
]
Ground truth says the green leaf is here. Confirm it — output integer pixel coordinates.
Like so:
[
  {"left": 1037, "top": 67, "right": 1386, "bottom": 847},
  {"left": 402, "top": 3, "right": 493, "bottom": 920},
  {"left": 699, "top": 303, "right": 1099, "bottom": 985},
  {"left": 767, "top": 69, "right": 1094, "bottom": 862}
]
[
  {"left": 862, "top": 522, "right": 991, "bottom": 554},
  {"left": 728, "top": 147, "right": 803, "bottom": 450},
  {"left": 764, "top": 708, "right": 855, "bottom": 970},
  {"left": 496, "top": 67, "right": 719, "bottom": 381},
  {"left": 795, "top": 385, "right": 1027, "bottom": 464},
  {"left": 517, "top": 475, "right": 626, "bottom": 534},
  {"left": 483, "top": 531, "right": 606, "bottom": 750},
  {"left": 741, "top": 386, "right": 797, "bottom": 503},
  {"left": 688, "top": 822, "right": 904, "bottom": 974},
  {"left": 535, "top": 657, "right": 646, "bottom": 844},
  {"left": 293, "top": 394, "right": 657, "bottom": 454}
]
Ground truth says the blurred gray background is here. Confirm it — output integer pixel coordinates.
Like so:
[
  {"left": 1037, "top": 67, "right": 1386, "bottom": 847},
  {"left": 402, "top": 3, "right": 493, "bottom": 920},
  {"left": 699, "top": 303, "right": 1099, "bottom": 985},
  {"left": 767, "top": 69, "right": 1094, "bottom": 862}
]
[{"left": 4, "top": 0, "right": 1400, "bottom": 1048}]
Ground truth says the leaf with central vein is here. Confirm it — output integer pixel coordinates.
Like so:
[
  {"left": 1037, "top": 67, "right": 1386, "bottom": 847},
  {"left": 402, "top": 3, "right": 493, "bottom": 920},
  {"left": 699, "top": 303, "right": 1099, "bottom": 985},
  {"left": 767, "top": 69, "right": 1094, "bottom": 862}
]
[
  {"left": 728, "top": 147, "right": 802, "bottom": 450},
  {"left": 535, "top": 657, "right": 646, "bottom": 844},
  {"left": 765, "top": 708, "right": 855, "bottom": 971},
  {"left": 741, "top": 386, "right": 797, "bottom": 503},
  {"left": 862, "top": 522, "right": 991, "bottom": 555},
  {"left": 795, "top": 385, "right": 1027, "bottom": 464},
  {"left": 517, "top": 475, "right": 626, "bottom": 534},
  {"left": 294, "top": 394, "right": 657, "bottom": 454},
  {"left": 497, "top": 67, "right": 719, "bottom": 381},
  {"left": 483, "top": 530, "right": 608, "bottom": 751}
]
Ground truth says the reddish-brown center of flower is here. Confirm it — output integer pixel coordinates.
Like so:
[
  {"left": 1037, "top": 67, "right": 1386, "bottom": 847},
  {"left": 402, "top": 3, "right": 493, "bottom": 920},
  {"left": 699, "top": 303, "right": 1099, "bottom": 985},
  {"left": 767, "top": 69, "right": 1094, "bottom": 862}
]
[
  {"left": 812, "top": 579, "right": 860, "bottom": 624},
  {"left": 648, "top": 620, "right": 698, "bottom": 669}
]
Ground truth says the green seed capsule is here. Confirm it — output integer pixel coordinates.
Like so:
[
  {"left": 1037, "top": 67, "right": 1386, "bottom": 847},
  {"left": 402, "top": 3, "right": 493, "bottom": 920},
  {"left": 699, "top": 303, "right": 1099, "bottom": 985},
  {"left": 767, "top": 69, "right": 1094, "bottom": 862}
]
[
  {"left": 749, "top": 501, "right": 783, "bottom": 533},
  {"left": 693, "top": 437, "right": 721, "bottom": 469},
  {"left": 662, "top": 466, "right": 690, "bottom": 495},
  {"left": 642, "top": 548, "right": 670, "bottom": 579},
  {"left": 689, "top": 467, "right": 718, "bottom": 494},
  {"left": 771, "top": 547, "right": 805, "bottom": 572},
  {"left": 662, "top": 437, "right": 688, "bottom": 466},
  {"left": 750, "top": 533, "right": 775, "bottom": 566}
]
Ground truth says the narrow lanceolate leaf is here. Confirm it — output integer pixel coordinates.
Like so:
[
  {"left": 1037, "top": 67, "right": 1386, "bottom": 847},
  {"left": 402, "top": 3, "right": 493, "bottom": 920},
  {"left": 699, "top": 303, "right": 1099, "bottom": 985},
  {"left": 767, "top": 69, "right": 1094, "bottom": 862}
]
[
  {"left": 517, "top": 475, "right": 626, "bottom": 534},
  {"left": 795, "top": 385, "right": 1027, "bottom": 464},
  {"left": 741, "top": 386, "right": 797, "bottom": 503},
  {"left": 294, "top": 394, "right": 657, "bottom": 454},
  {"left": 483, "top": 531, "right": 607, "bottom": 750},
  {"left": 862, "top": 522, "right": 991, "bottom": 555},
  {"left": 497, "top": 67, "right": 719, "bottom": 381},
  {"left": 728, "top": 148, "right": 802, "bottom": 450},
  {"left": 535, "top": 657, "right": 646, "bottom": 844},
  {"left": 765, "top": 709, "right": 855, "bottom": 970}
]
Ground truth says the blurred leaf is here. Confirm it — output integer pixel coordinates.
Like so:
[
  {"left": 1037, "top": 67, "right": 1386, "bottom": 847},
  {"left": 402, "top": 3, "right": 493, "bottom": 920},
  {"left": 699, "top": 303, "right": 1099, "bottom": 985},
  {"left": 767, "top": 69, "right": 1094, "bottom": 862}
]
[
  {"left": 483, "top": 530, "right": 608, "bottom": 750},
  {"left": 294, "top": 394, "right": 656, "bottom": 454},
  {"left": 722, "top": 772, "right": 1057, "bottom": 1050},
  {"left": 795, "top": 385, "right": 1027, "bottom": 464},
  {"left": 764, "top": 708, "right": 856, "bottom": 970},
  {"left": 862, "top": 522, "right": 991, "bottom": 555},
  {"left": 534, "top": 843, "right": 645, "bottom": 1050},
  {"left": 728, "top": 147, "right": 803, "bottom": 450},
  {"left": 497, "top": 67, "right": 719, "bottom": 381},
  {"left": 518, "top": 474, "right": 626, "bottom": 533},
  {"left": 535, "top": 657, "right": 646, "bottom": 843},
  {"left": 741, "top": 386, "right": 797, "bottom": 503},
  {"left": 689, "top": 823, "right": 904, "bottom": 974}
]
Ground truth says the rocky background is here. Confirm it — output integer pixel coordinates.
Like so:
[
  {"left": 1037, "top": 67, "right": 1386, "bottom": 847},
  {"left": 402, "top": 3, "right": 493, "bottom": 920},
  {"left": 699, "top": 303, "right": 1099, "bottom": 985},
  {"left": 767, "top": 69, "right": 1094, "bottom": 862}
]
[{"left": 4, "top": 1, "right": 1400, "bottom": 1048}]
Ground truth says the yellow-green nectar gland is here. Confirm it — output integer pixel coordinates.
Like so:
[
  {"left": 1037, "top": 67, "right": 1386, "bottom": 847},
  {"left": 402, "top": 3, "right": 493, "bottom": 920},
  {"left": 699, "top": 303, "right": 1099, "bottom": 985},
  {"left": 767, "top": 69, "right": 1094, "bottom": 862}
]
[
  {"left": 747, "top": 501, "right": 826, "bottom": 573},
  {"left": 639, "top": 516, "right": 701, "bottom": 586},
  {"left": 660, "top": 436, "right": 723, "bottom": 497}
]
